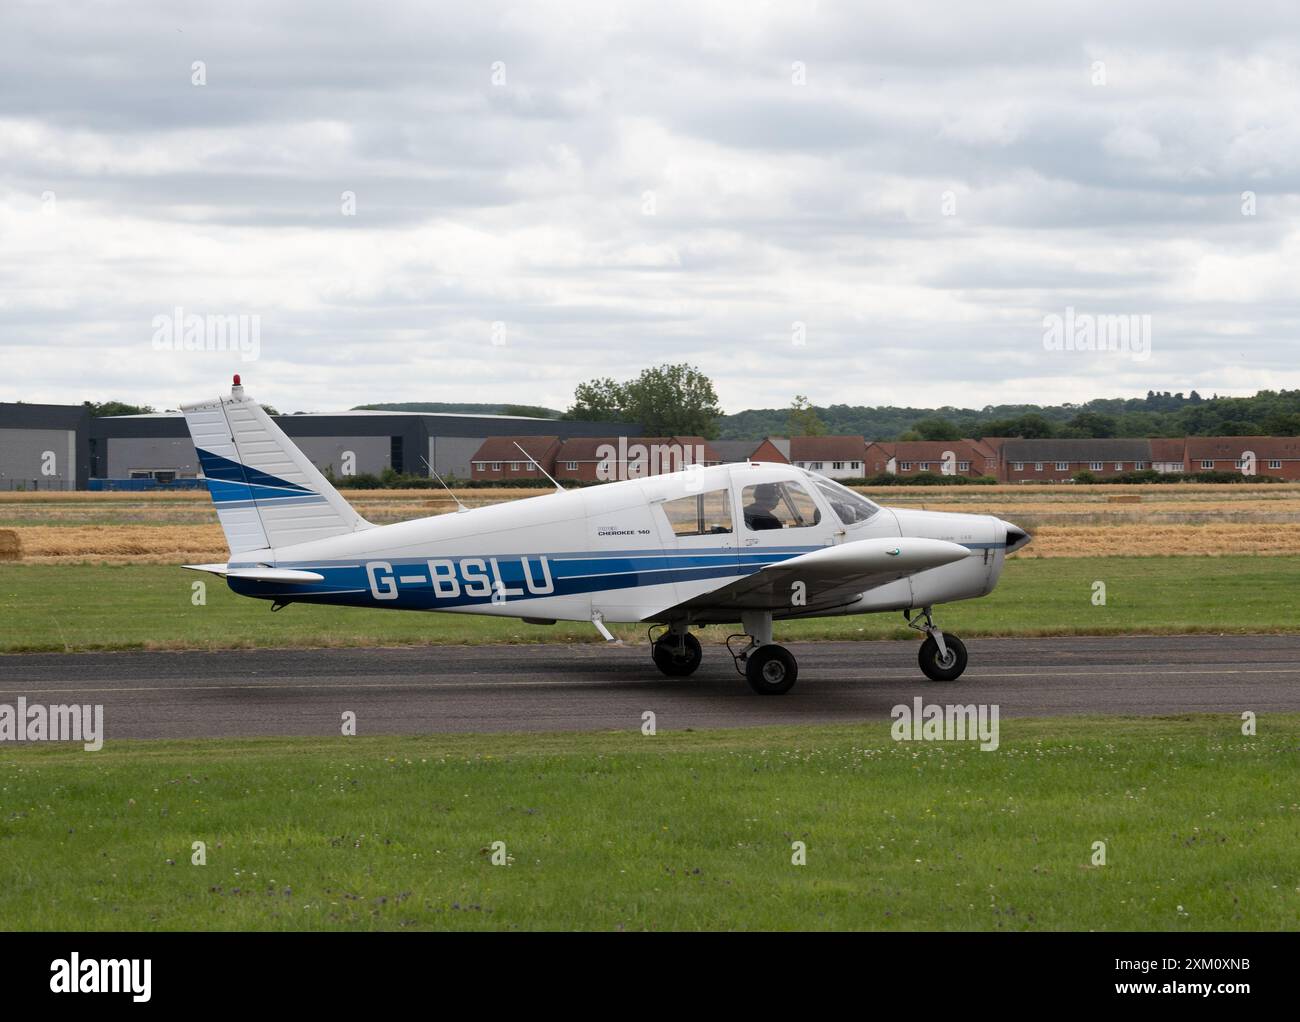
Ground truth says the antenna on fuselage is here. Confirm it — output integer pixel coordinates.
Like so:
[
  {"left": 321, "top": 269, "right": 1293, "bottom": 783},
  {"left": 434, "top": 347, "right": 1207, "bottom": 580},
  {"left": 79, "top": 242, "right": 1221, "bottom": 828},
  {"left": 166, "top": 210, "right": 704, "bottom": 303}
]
[
  {"left": 514, "top": 442, "right": 565, "bottom": 494},
  {"left": 419, "top": 455, "right": 468, "bottom": 512}
]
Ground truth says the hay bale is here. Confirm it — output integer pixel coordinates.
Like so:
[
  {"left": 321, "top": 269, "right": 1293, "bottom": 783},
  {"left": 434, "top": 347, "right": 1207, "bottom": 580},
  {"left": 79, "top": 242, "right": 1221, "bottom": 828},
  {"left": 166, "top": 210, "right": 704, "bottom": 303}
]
[
  {"left": 0, "top": 529, "right": 20, "bottom": 561},
  {"left": 1106, "top": 494, "right": 1142, "bottom": 504}
]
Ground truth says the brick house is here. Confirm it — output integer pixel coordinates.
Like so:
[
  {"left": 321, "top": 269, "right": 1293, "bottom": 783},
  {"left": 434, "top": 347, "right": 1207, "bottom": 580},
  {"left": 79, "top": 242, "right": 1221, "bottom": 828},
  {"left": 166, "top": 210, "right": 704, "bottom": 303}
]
[
  {"left": 1000, "top": 438, "right": 1155, "bottom": 482},
  {"left": 713, "top": 436, "right": 793, "bottom": 465},
  {"left": 551, "top": 436, "right": 721, "bottom": 483},
  {"left": 751, "top": 437, "right": 791, "bottom": 463},
  {"left": 1184, "top": 436, "right": 1300, "bottom": 479},
  {"left": 787, "top": 436, "right": 867, "bottom": 479},
  {"left": 468, "top": 436, "right": 561, "bottom": 482},
  {"left": 869, "top": 439, "right": 1001, "bottom": 478},
  {"left": 1148, "top": 438, "right": 1187, "bottom": 474}
]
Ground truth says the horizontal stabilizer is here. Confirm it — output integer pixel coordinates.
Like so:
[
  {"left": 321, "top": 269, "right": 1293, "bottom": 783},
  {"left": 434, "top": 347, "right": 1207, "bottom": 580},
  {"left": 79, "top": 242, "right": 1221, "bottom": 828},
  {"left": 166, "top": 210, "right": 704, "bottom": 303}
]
[{"left": 182, "top": 563, "right": 325, "bottom": 584}]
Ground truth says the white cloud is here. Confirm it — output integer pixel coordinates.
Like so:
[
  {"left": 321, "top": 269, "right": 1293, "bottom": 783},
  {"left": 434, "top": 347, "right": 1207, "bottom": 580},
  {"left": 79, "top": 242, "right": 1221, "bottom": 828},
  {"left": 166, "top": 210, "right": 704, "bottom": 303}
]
[{"left": 1, "top": 0, "right": 1299, "bottom": 414}]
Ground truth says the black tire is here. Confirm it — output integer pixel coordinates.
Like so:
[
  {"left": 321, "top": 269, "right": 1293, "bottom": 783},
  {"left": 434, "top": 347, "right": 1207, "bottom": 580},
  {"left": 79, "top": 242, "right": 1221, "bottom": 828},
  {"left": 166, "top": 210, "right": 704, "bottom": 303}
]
[
  {"left": 918, "top": 634, "right": 967, "bottom": 682},
  {"left": 745, "top": 644, "right": 798, "bottom": 695},
  {"left": 652, "top": 632, "right": 703, "bottom": 677}
]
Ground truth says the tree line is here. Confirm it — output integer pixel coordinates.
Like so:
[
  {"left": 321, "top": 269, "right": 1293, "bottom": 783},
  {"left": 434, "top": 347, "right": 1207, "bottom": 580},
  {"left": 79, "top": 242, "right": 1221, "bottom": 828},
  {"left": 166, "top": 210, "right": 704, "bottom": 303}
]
[{"left": 82, "top": 375, "right": 1300, "bottom": 441}]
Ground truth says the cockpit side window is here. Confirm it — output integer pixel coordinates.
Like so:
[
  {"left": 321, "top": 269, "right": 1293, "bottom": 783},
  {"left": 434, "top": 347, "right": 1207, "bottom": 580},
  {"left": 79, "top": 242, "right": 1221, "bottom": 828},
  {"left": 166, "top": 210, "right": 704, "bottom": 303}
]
[
  {"left": 742, "top": 481, "right": 821, "bottom": 531},
  {"left": 807, "top": 474, "right": 881, "bottom": 525}
]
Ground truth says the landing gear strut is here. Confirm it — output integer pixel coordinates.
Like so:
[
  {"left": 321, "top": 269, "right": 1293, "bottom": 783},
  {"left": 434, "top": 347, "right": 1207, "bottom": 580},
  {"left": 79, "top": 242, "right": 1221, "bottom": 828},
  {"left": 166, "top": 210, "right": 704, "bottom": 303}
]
[
  {"left": 727, "top": 610, "right": 798, "bottom": 695},
  {"left": 906, "top": 606, "right": 968, "bottom": 682}
]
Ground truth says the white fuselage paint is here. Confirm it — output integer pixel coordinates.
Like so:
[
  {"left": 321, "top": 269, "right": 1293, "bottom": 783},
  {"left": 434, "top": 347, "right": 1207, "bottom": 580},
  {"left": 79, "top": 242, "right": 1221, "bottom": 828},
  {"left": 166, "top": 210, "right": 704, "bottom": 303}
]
[{"left": 227, "top": 462, "right": 1017, "bottom": 625}]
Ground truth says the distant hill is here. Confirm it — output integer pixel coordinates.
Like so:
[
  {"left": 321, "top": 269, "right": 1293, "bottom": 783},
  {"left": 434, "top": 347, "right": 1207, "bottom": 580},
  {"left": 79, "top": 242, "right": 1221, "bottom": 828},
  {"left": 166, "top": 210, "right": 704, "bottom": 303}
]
[
  {"left": 354, "top": 390, "right": 1300, "bottom": 439},
  {"left": 716, "top": 390, "right": 1300, "bottom": 440},
  {"left": 354, "top": 402, "right": 561, "bottom": 418}
]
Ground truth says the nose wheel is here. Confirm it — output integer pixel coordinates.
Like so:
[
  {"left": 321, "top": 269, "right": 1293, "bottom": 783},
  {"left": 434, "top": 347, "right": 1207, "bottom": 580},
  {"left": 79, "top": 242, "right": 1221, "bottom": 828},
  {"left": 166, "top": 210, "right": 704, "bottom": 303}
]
[
  {"left": 725, "top": 610, "right": 798, "bottom": 694},
  {"left": 742, "top": 643, "right": 798, "bottom": 694},
  {"left": 907, "top": 607, "right": 968, "bottom": 682}
]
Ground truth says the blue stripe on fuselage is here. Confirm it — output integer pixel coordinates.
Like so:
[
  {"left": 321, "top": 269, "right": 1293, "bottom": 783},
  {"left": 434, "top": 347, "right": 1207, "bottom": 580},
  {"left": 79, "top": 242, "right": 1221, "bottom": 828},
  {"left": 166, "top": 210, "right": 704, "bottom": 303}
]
[
  {"left": 223, "top": 541, "right": 1006, "bottom": 608},
  {"left": 225, "top": 548, "right": 802, "bottom": 608}
]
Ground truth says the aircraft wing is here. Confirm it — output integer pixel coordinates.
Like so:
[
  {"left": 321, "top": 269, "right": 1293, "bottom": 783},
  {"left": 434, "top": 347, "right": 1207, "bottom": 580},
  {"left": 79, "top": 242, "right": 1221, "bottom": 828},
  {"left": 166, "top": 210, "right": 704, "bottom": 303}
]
[{"left": 651, "top": 537, "right": 972, "bottom": 618}]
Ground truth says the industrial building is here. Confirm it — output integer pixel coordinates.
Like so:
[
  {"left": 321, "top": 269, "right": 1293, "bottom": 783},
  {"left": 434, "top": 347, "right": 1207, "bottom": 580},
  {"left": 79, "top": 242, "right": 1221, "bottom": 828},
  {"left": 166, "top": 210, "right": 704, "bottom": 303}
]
[
  {"left": 0, "top": 401, "right": 634, "bottom": 489},
  {"left": 0, "top": 402, "right": 91, "bottom": 490}
]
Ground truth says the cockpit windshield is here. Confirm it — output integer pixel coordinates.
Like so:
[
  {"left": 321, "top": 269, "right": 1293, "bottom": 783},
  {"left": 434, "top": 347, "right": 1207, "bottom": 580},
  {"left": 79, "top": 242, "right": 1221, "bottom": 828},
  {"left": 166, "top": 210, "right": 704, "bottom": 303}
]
[{"left": 804, "top": 472, "right": 881, "bottom": 526}]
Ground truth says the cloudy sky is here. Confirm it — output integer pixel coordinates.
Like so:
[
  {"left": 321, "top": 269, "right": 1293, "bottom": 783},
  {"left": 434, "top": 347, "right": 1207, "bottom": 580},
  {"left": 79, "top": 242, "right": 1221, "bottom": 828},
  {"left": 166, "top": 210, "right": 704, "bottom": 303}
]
[{"left": 2, "top": 0, "right": 1298, "bottom": 415}]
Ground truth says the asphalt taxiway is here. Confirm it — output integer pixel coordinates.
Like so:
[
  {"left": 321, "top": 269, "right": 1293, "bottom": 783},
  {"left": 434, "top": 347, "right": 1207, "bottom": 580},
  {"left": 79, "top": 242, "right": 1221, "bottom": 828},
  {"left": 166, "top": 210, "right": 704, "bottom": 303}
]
[{"left": 0, "top": 634, "right": 1297, "bottom": 738}]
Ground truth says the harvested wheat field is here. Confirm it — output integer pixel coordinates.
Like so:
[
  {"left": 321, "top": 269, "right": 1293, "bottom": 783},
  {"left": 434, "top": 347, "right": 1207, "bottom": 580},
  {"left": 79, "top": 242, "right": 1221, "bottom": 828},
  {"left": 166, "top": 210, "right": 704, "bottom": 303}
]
[
  {"left": 1015, "top": 523, "right": 1300, "bottom": 557},
  {"left": 8, "top": 520, "right": 1300, "bottom": 563},
  {"left": 12, "top": 525, "right": 227, "bottom": 563}
]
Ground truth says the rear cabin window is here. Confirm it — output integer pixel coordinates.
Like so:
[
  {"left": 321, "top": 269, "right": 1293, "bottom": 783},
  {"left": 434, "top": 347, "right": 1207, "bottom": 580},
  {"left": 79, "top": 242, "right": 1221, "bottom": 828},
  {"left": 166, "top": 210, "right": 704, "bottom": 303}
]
[
  {"left": 661, "top": 488, "right": 734, "bottom": 536},
  {"left": 741, "top": 481, "right": 821, "bottom": 531}
]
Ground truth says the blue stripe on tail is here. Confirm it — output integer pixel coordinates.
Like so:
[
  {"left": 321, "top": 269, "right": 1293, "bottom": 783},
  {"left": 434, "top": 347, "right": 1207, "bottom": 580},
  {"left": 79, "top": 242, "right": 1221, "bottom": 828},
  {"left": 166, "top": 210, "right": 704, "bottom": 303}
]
[{"left": 196, "top": 448, "right": 319, "bottom": 505}]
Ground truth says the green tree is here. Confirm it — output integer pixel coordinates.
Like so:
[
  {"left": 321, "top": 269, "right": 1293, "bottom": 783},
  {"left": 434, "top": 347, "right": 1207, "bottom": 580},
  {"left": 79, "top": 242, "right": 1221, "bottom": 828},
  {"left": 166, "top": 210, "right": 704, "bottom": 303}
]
[
  {"left": 566, "top": 363, "right": 723, "bottom": 437},
  {"left": 1066, "top": 411, "right": 1117, "bottom": 437},
  {"left": 501, "top": 404, "right": 555, "bottom": 419},
  {"left": 566, "top": 377, "right": 626, "bottom": 421},
  {"left": 910, "top": 417, "right": 961, "bottom": 441},
  {"left": 786, "top": 395, "right": 827, "bottom": 436},
  {"left": 1008, "top": 413, "right": 1055, "bottom": 438},
  {"left": 625, "top": 364, "right": 722, "bottom": 437},
  {"left": 83, "top": 400, "right": 155, "bottom": 417}
]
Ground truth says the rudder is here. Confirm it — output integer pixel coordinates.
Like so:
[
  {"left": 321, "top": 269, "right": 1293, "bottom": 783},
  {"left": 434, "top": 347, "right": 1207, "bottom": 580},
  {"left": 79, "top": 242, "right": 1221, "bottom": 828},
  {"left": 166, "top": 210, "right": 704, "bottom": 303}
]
[{"left": 182, "top": 376, "right": 371, "bottom": 555}]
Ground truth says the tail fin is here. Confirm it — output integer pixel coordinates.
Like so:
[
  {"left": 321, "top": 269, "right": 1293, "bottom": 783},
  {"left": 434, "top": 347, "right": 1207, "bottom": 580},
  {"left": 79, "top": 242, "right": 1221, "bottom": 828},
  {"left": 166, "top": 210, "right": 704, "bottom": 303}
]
[{"left": 182, "top": 376, "right": 371, "bottom": 555}]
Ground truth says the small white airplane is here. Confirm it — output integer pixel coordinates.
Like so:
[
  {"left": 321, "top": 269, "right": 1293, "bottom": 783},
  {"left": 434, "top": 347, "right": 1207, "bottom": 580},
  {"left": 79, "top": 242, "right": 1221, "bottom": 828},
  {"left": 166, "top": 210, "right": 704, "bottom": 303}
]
[{"left": 182, "top": 377, "right": 1030, "bottom": 694}]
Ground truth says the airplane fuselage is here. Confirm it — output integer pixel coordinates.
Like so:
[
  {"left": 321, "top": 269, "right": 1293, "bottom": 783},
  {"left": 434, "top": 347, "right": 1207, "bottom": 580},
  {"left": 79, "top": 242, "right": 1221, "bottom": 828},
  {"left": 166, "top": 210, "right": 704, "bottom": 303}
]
[{"left": 223, "top": 462, "right": 1023, "bottom": 626}]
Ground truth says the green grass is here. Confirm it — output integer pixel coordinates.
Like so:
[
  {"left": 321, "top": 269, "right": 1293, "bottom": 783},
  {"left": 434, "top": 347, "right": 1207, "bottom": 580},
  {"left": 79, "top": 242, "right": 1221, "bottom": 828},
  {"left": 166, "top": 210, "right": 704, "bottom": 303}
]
[
  {"left": 0, "top": 717, "right": 1295, "bottom": 930},
  {"left": 1, "top": 556, "right": 1298, "bottom": 653}
]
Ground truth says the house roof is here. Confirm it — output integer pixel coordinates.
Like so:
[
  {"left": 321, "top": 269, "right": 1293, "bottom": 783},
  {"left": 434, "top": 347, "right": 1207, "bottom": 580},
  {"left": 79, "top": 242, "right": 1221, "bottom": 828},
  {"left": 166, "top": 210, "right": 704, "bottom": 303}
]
[
  {"left": 885, "top": 439, "right": 991, "bottom": 463},
  {"left": 1185, "top": 436, "right": 1300, "bottom": 459},
  {"left": 1001, "top": 438, "right": 1153, "bottom": 462},
  {"left": 712, "top": 439, "right": 764, "bottom": 463},
  {"left": 755, "top": 436, "right": 791, "bottom": 460},
  {"left": 470, "top": 436, "right": 560, "bottom": 462},
  {"left": 788, "top": 435, "right": 867, "bottom": 461},
  {"left": 1148, "top": 438, "right": 1186, "bottom": 462}
]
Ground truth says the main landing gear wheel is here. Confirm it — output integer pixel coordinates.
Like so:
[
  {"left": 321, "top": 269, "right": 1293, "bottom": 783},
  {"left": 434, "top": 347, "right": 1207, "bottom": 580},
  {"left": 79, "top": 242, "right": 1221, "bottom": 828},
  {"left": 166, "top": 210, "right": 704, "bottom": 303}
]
[
  {"left": 652, "top": 632, "right": 703, "bottom": 677},
  {"left": 918, "top": 633, "right": 968, "bottom": 682},
  {"left": 745, "top": 644, "right": 798, "bottom": 695}
]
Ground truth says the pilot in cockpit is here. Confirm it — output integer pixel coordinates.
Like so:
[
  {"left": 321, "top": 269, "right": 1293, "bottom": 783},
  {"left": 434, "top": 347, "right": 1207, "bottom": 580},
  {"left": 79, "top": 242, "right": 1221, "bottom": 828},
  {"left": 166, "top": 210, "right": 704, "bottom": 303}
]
[{"left": 743, "top": 483, "right": 785, "bottom": 530}]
